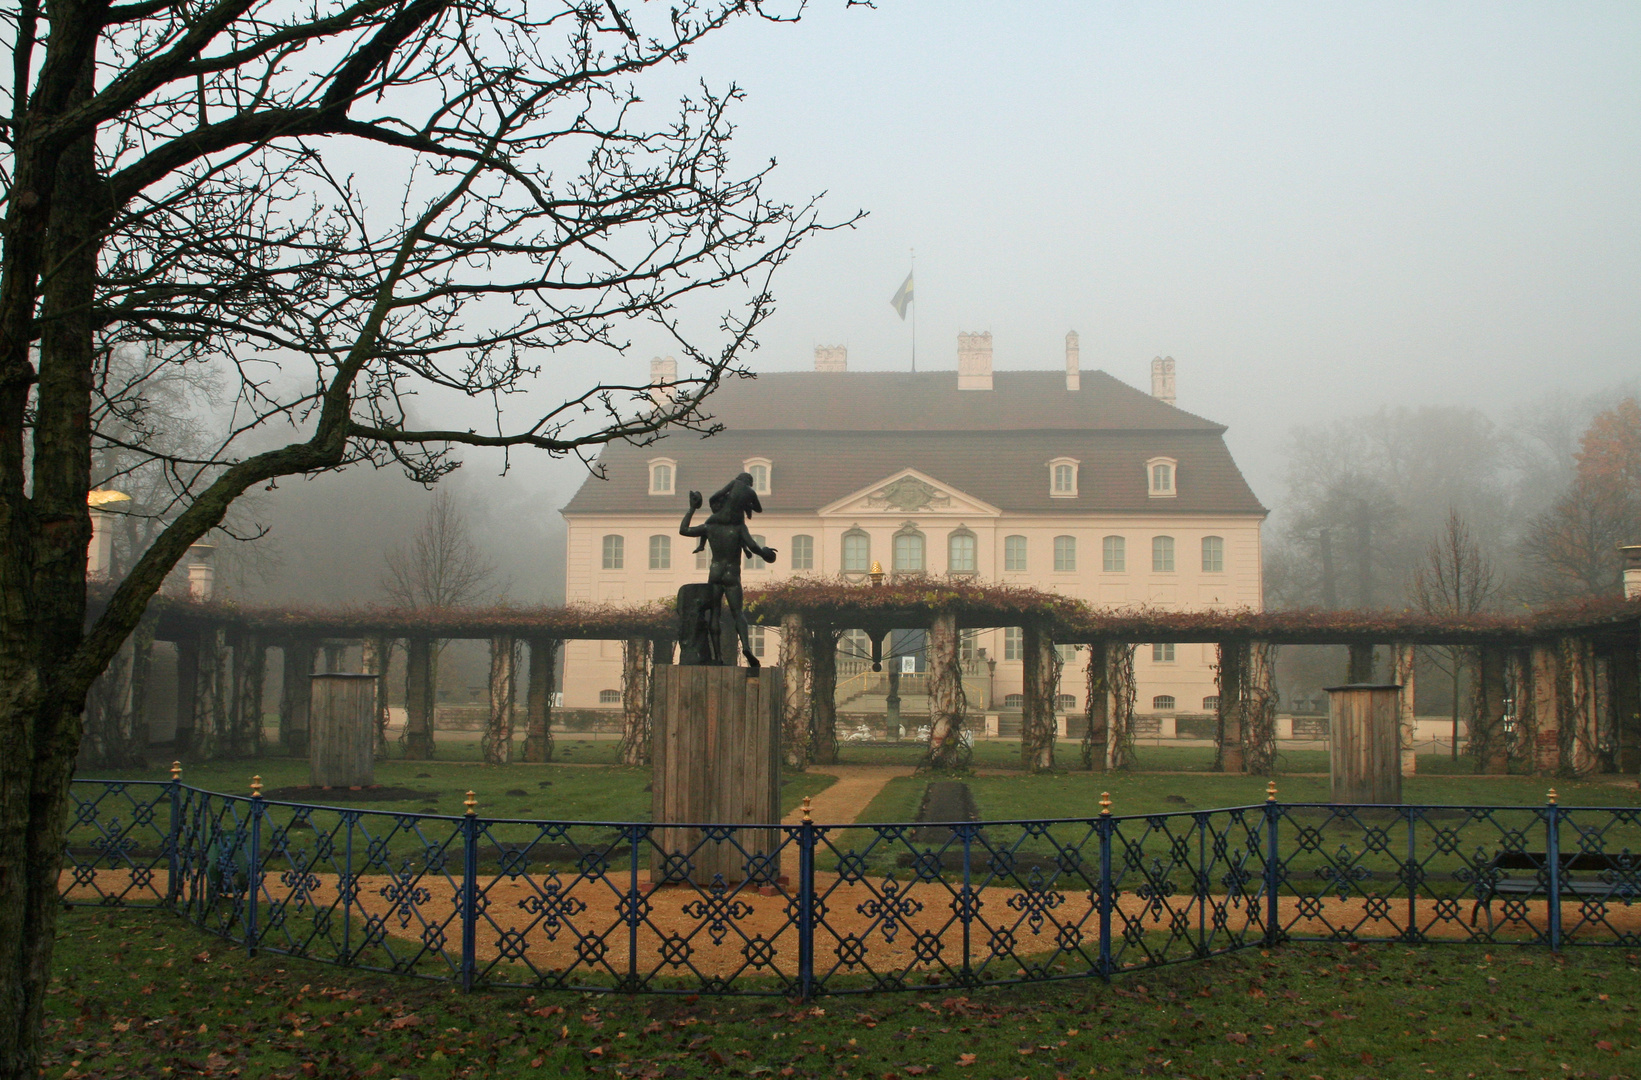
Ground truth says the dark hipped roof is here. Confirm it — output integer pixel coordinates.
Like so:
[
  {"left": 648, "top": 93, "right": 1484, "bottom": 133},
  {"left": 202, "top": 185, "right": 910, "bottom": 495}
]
[{"left": 561, "top": 369, "right": 1266, "bottom": 517}]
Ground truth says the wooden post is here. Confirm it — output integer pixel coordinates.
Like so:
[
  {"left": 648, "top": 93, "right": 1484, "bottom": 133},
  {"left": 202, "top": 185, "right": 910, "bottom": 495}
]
[
  {"left": 619, "top": 637, "right": 651, "bottom": 766},
  {"left": 1081, "top": 640, "right": 1110, "bottom": 771},
  {"left": 1326, "top": 683, "right": 1402, "bottom": 804},
  {"left": 1530, "top": 643, "right": 1560, "bottom": 776},
  {"left": 279, "top": 639, "right": 315, "bottom": 756},
  {"left": 1346, "top": 643, "right": 1376, "bottom": 683},
  {"left": 779, "top": 613, "right": 812, "bottom": 769},
  {"left": 809, "top": 628, "right": 841, "bottom": 766},
  {"left": 1216, "top": 640, "right": 1247, "bottom": 773},
  {"left": 231, "top": 633, "right": 266, "bottom": 757},
  {"left": 925, "top": 611, "right": 969, "bottom": 771},
  {"left": 361, "top": 635, "right": 391, "bottom": 758},
  {"left": 403, "top": 636, "right": 436, "bottom": 760},
  {"left": 1107, "top": 643, "right": 1137, "bottom": 771},
  {"left": 1562, "top": 636, "right": 1599, "bottom": 776},
  {"left": 1612, "top": 638, "right": 1641, "bottom": 774},
  {"left": 1473, "top": 647, "right": 1510, "bottom": 774},
  {"left": 1391, "top": 642, "right": 1417, "bottom": 777},
  {"left": 309, "top": 673, "right": 377, "bottom": 787},
  {"left": 485, "top": 636, "right": 517, "bottom": 765},
  {"left": 522, "top": 637, "right": 560, "bottom": 763},
  {"left": 1019, "top": 624, "right": 1061, "bottom": 773},
  {"left": 651, "top": 666, "right": 782, "bottom": 884}
]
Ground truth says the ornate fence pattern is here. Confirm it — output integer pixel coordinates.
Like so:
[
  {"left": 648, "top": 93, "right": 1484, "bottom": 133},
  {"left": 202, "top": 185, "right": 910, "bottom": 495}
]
[{"left": 62, "top": 781, "right": 1641, "bottom": 996}]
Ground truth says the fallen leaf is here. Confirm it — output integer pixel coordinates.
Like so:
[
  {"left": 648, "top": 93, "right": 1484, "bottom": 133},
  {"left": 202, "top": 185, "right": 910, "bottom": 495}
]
[
  {"left": 386, "top": 1015, "right": 422, "bottom": 1030},
  {"left": 956, "top": 1053, "right": 977, "bottom": 1067},
  {"left": 907, "top": 1067, "right": 930, "bottom": 1076},
  {"left": 1226, "top": 1032, "right": 1249, "bottom": 1045}
]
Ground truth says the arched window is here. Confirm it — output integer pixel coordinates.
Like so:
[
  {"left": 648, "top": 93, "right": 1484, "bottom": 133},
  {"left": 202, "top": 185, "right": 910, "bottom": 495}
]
[
  {"left": 1003, "top": 693, "right": 1025, "bottom": 709},
  {"left": 791, "top": 534, "right": 815, "bottom": 570},
  {"left": 1053, "top": 535, "right": 1076, "bottom": 572},
  {"left": 947, "top": 531, "right": 977, "bottom": 574},
  {"left": 841, "top": 531, "right": 871, "bottom": 573},
  {"left": 1146, "top": 457, "right": 1178, "bottom": 497},
  {"left": 1152, "top": 643, "right": 1176, "bottom": 662},
  {"left": 648, "top": 459, "right": 675, "bottom": 495},
  {"left": 1004, "top": 535, "right": 1028, "bottom": 572},
  {"left": 1202, "top": 696, "right": 1220, "bottom": 711},
  {"left": 744, "top": 534, "right": 768, "bottom": 570},
  {"left": 598, "top": 689, "right": 621, "bottom": 704},
  {"left": 1050, "top": 457, "right": 1079, "bottom": 497},
  {"left": 1055, "top": 693, "right": 1077, "bottom": 710},
  {"left": 1003, "top": 627, "right": 1023, "bottom": 661},
  {"left": 743, "top": 458, "right": 772, "bottom": 495},
  {"left": 893, "top": 529, "right": 925, "bottom": 572},
  {"left": 1151, "top": 695, "right": 1176, "bottom": 712},
  {"left": 1102, "top": 535, "right": 1126, "bottom": 572},
  {"left": 648, "top": 535, "right": 671, "bottom": 570},
  {"left": 1152, "top": 535, "right": 1175, "bottom": 572},
  {"left": 1201, "top": 535, "right": 1225, "bottom": 572},
  {"left": 601, "top": 534, "right": 624, "bottom": 570}
]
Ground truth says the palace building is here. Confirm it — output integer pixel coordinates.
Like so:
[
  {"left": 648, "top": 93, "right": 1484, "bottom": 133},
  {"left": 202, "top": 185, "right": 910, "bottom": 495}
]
[{"left": 559, "top": 332, "right": 1267, "bottom": 729}]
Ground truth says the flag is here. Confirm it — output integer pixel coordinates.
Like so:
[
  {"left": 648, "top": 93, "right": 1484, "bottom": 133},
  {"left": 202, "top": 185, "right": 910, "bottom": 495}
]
[{"left": 890, "top": 271, "right": 914, "bottom": 320}]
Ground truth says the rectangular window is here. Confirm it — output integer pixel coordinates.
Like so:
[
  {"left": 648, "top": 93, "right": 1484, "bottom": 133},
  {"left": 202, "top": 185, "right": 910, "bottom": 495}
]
[
  {"left": 1152, "top": 535, "right": 1175, "bottom": 572},
  {"left": 1102, "top": 535, "right": 1125, "bottom": 572},
  {"left": 648, "top": 534, "right": 670, "bottom": 570},
  {"left": 601, "top": 534, "right": 624, "bottom": 570},
  {"left": 893, "top": 532, "right": 925, "bottom": 572},
  {"left": 1201, "top": 535, "right": 1224, "bottom": 573},
  {"left": 948, "top": 532, "right": 976, "bottom": 573},
  {"left": 842, "top": 532, "right": 870, "bottom": 572},
  {"left": 1152, "top": 643, "right": 1176, "bottom": 663},
  {"left": 1003, "top": 627, "right": 1023, "bottom": 662},
  {"left": 744, "top": 534, "right": 767, "bottom": 571},
  {"left": 649, "top": 462, "right": 673, "bottom": 495},
  {"left": 959, "top": 631, "right": 978, "bottom": 664},
  {"left": 1052, "top": 463, "right": 1076, "bottom": 494},
  {"left": 1055, "top": 643, "right": 1078, "bottom": 666},
  {"left": 1053, "top": 535, "right": 1076, "bottom": 572},
  {"left": 791, "top": 534, "right": 814, "bottom": 570},
  {"left": 750, "top": 625, "right": 766, "bottom": 658},
  {"left": 695, "top": 547, "right": 709, "bottom": 571},
  {"left": 1004, "top": 535, "right": 1027, "bottom": 572}
]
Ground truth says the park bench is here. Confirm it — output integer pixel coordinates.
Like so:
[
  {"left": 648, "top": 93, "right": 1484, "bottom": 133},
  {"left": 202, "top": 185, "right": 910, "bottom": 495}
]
[{"left": 1469, "top": 850, "right": 1640, "bottom": 930}]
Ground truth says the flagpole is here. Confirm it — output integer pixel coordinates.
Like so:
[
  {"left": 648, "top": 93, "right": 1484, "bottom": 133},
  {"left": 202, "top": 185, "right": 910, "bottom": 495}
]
[{"left": 910, "top": 248, "right": 917, "bottom": 373}]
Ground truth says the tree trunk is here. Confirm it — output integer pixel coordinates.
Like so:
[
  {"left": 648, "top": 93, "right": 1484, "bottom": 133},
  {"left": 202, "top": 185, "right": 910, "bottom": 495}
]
[
  {"left": 279, "top": 639, "right": 315, "bottom": 756},
  {"left": 484, "top": 636, "right": 516, "bottom": 765},
  {"left": 1081, "top": 641, "right": 1109, "bottom": 771},
  {"left": 522, "top": 638, "right": 560, "bottom": 763},
  {"left": 924, "top": 612, "right": 968, "bottom": 771},
  {"left": 779, "top": 613, "right": 811, "bottom": 769},
  {"left": 1391, "top": 642, "right": 1416, "bottom": 776},
  {"left": 360, "top": 635, "right": 391, "bottom": 758},
  {"left": 809, "top": 628, "right": 841, "bottom": 766},
  {"left": 619, "top": 637, "right": 651, "bottom": 766},
  {"left": 403, "top": 637, "right": 436, "bottom": 760},
  {"left": 1019, "top": 624, "right": 1060, "bottom": 773}
]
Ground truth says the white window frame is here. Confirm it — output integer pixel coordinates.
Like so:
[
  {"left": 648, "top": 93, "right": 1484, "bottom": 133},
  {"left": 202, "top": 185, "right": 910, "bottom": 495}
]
[
  {"left": 791, "top": 534, "right": 814, "bottom": 570},
  {"left": 947, "top": 529, "right": 977, "bottom": 574},
  {"left": 1102, "top": 535, "right": 1126, "bottom": 573},
  {"left": 1003, "top": 627, "right": 1024, "bottom": 662},
  {"left": 744, "top": 534, "right": 768, "bottom": 571},
  {"left": 743, "top": 457, "right": 773, "bottom": 495},
  {"left": 1053, "top": 534, "right": 1076, "bottom": 573},
  {"left": 892, "top": 528, "right": 926, "bottom": 573},
  {"left": 1152, "top": 642, "right": 1176, "bottom": 663},
  {"left": 1152, "top": 535, "right": 1175, "bottom": 572},
  {"left": 1201, "top": 535, "right": 1225, "bottom": 573},
  {"left": 601, "top": 534, "right": 624, "bottom": 570},
  {"left": 647, "top": 457, "right": 676, "bottom": 496},
  {"left": 1146, "top": 457, "right": 1178, "bottom": 498},
  {"left": 648, "top": 534, "right": 671, "bottom": 570},
  {"left": 1049, "top": 457, "right": 1080, "bottom": 498},
  {"left": 841, "top": 530, "right": 871, "bottom": 573},
  {"left": 1003, "top": 534, "right": 1028, "bottom": 572},
  {"left": 1152, "top": 695, "right": 1177, "bottom": 712}
]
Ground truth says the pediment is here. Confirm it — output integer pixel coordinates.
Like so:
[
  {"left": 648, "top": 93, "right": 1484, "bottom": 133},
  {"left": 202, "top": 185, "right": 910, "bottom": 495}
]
[{"left": 818, "top": 469, "right": 1001, "bottom": 518}]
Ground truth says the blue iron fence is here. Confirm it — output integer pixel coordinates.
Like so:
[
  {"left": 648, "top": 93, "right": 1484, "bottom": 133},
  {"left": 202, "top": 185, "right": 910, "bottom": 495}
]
[{"left": 60, "top": 781, "right": 1641, "bottom": 996}]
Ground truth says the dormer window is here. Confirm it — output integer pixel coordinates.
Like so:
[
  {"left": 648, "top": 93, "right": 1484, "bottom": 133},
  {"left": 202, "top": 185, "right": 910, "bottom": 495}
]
[
  {"left": 1049, "top": 457, "right": 1079, "bottom": 498},
  {"left": 648, "top": 458, "right": 676, "bottom": 495},
  {"left": 1146, "top": 457, "right": 1177, "bottom": 498},
  {"left": 743, "top": 458, "right": 772, "bottom": 495}
]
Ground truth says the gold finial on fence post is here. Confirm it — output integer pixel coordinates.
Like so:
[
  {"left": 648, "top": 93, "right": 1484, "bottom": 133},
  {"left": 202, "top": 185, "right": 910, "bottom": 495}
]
[
  {"left": 170, "top": 761, "right": 182, "bottom": 782},
  {"left": 464, "top": 790, "right": 478, "bottom": 816},
  {"left": 1099, "top": 791, "right": 1112, "bottom": 816},
  {"left": 801, "top": 795, "right": 813, "bottom": 824},
  {"left": 1266, "top": 780, "right": 1278, "bottom": 803},
  {"left": 250, "top": 775, "right": 263, "bottom": 799},
  {"left": 1547, "top": 788, "right": 1558, "bottom": 806}
]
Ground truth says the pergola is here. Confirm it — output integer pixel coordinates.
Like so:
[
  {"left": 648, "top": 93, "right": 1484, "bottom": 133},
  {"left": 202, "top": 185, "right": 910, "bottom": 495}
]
[{"left": 88, "top": 582, "right": 1641, "bottom": 781}]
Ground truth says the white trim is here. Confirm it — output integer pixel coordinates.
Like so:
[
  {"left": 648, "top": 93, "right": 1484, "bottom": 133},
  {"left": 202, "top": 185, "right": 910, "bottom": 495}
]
[
  {"left": 1145, "top": 456, "right": 1178, "bottom": 498},
  {"left": 1048, "top": 456, "right": 1080, "bottom": 498},
  {"left": 815, "top": 467, "right": 1002, "bottom": 518},
  {"left": 647, "top": 457, "right": 677, "bottom": 496},
  {"left": 743, "top": 457, "right": 773, "bottom": 495}
]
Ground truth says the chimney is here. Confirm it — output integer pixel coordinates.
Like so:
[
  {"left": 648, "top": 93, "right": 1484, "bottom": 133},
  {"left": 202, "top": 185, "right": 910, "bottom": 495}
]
[
  {"left": 1623, "top": 544, "right": 1641, "bottom": 600},
  {"left": 1150, "top": 355, "right": 1176, "bottom": 405},
  {"left": 1065, "top": 330, "right": 1080, "bottom": 391},
  {"left": 648, "top": 356, "right": 678, "bottom": 410},
  {"left": 957, "top": 332, "right": 993, "bottom": 391},
  {"left": 814, "top": 345, "right": 847, "bottom": 372},
  {"left": 186, "top": 543, "right": 216, "bottom": 602}
]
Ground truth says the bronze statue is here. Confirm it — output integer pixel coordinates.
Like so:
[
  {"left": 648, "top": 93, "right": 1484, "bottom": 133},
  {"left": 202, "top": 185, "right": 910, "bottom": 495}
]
[{"left": 678, "top": 473, "right": 777, "bottom": 666}]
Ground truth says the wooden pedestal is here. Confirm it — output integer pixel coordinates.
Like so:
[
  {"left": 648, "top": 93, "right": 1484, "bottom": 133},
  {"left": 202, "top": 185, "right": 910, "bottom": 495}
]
[
  {"left": 309, "top": 674, "right": 377, "bottom": 788},
  {"left": 1326, "top": 683, "right": 1402, "bottom": 804},
  {"left": 650, "top": 665, "right": 782, "bottom": 884}
]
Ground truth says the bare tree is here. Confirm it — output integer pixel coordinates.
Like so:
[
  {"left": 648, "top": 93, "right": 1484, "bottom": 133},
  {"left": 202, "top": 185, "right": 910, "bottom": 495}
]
[
  {"left": 1410, "top": 509, "right": 1501, "bottom": 760},
  {"left": 382, "top": 489, "right": 498, "bottom": 610},
  {"left": 0, "top": 2, "right": 856, "bottom": 1073}
]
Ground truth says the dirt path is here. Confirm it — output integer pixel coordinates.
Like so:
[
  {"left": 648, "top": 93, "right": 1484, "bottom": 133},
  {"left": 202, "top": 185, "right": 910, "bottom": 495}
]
[{"left": 784, "top": 765, "right": 914, "bottom": 826}]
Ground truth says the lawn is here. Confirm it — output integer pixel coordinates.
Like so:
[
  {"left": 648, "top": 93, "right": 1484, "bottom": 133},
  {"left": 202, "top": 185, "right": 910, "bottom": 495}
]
[{"left": 40, "top": 907, "right": 1641, "bottom": 1080}]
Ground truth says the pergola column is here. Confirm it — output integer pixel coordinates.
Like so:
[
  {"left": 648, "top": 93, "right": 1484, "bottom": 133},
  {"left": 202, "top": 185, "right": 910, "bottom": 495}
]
[
  {"left": 1081, "top": 640, "right": 1110, "bottom": 771},
  {"left": 1346, "top": 642, "right": 1376, "bottom": 683},
  {"left": 1562, "top": 636, "right": 1599, "bottom": 776},
  {"left": 1530, "top": 642, "right": 1561, "bottom": 775},
  {"left": 191, "top": 626, "right": 229, "bottom": 759},
  {"left": 780, "top": 613, "right": 812, "bottom": 769},
  {"left": 809, "top": 627, "right": 841, "bottom": 766},
  {"left": 361, "top": 635, "right": 392, "bottom": 758},
  {"left": 1391, "top": 642, "right": 1416, "bottom": 776},
  {"left": 619, "top": 637, "right": 651, "bottom": 766},
  {"left": 1472, "top": 646, "right": 1510, "bottom": 774},
  {"left": 522, "top": 637, "right": 561, "bottom": 763},
  {"left": 926, "top": 611, "right": 969, "bottom": 771},
  {"left": 1612, "top": 638, "right": 1641, "bottom": 774},
  {"left": 1215, "top": 640, "right": 1246, "bottom": 773},
  {"left": 1106, "top": 643, "right": 1137, "bottom": 771},
  {"left": 279, "top": 638, "right": 315, "bottom": 756},
  {"left": 403, "top": 636, "right": 436, "bottom": 760},
  {"left": 486, "top": 636, "right": 517, "bottom": 765},
  {"left": 322, "top": 641, "right": 348, "bottom": 672},
  {"left": 1243, "top": 640, "right": 1278, "bottom": 773},
  {"left": 1019, "top": 624, "right": 1059, "bottom": 772},
  {"left": 229, "top": 632, "right": 266, "bottom": 757}
]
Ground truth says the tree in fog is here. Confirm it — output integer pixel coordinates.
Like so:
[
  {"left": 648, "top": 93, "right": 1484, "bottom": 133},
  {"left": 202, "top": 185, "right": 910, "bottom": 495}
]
[
  {"left": 1410, "top": 510, "right": 1500, "bottom": 759},
  {"left": 1519, "top": 398, "right": 1641, "bottom": 600},
  {"left": 382, "top": 490, "right": 498, "bottom": 611},
  {"left": 0, "top": 2, "right": 853, "bottom": 1074}
]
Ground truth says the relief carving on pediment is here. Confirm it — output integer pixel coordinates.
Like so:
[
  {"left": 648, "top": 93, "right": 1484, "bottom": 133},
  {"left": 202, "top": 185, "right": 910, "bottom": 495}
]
[{"left": 866, "top": 476, "right": 951, "bottom": 512}]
